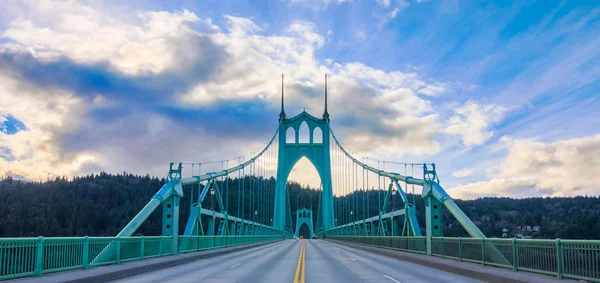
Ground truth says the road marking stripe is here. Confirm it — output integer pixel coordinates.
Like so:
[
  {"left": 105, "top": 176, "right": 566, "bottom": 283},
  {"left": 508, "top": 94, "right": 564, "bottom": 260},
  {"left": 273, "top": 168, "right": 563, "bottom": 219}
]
[
  {"left": 349, "top": 257, "right": 356, "bottom": 261},
  {"left": 229, "top": 263, "right": 241, "bottom": 269},
  {"left": 384, "top": 275, "right": 401, "bottom": 283},
  {"left": 301, "top": 240, "right": 306, "bottom": 283},
  {"left": 293, "top": 239, "right": 305, "bottom": 283}
]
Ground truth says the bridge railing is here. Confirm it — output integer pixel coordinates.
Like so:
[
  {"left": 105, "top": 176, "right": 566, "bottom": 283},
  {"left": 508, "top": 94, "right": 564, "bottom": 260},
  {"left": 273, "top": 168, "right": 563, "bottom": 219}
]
[
  {"left": 325, "top": 235, "right": 427, "bottom": 254},
  {"left": 0, "top": 235, "right": 283, "bottom": 281},
  {"left": 326, "top": 236, "right": 600, "bottom": 282}
]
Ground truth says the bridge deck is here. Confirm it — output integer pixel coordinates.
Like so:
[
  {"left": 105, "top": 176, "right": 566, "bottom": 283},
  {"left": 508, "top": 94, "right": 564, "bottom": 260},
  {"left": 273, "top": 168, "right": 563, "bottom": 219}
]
[{"left": 111, "top": 240, "right": 482, "bottom": 283}]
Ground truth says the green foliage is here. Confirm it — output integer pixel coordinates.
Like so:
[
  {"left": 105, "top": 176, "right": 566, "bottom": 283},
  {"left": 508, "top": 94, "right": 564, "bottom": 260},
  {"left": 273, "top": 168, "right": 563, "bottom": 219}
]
[{"left": 0, "top": 174, "right": 598, "bottom": 239}]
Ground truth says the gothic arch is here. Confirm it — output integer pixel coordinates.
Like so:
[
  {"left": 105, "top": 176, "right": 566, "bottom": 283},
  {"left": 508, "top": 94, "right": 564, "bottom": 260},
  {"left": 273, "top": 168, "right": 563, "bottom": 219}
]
[
  {"left": 295, "top": 208, "right": 314, "bottom": 239},
  {"left": 274, "top": 111, "right": 334, "bottom": 232}
]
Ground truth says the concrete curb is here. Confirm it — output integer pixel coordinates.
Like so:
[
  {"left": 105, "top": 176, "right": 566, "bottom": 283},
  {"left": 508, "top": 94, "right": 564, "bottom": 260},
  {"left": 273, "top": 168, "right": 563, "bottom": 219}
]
[
  {"left": 10, "top": 240, "right": 282, "bottom": 283},
  {"left": 324, "top": 239, "right": 577, "bottom": 283}
]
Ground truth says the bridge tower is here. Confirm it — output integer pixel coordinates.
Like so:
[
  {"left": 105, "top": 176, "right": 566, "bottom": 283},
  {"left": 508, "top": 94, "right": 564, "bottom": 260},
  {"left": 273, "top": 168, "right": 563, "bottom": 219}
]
[
  {"left": 294, "top": 208, "right": 314, "bottom": 238},
  {"left": 273, "top": 74, "right": 335, "bottom": 232}
]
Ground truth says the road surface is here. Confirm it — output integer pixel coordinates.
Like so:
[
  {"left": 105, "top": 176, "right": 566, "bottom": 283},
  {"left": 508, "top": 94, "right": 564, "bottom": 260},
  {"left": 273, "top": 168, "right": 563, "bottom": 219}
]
[{"left": 111, "top": 239, "right": 482, "bottom": 283}]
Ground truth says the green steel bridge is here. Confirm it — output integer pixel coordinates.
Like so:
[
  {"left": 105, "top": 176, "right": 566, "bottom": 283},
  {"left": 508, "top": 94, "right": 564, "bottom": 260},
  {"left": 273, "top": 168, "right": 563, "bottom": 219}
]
[{"left": 1, "top": 75, "right": 599, "bottom": 282}]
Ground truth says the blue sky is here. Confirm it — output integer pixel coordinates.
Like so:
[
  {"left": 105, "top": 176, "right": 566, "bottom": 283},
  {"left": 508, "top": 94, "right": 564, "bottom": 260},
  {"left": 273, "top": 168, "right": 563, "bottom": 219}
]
[{"left": 0, "top": 0, "right": 598, "bottom": 199}]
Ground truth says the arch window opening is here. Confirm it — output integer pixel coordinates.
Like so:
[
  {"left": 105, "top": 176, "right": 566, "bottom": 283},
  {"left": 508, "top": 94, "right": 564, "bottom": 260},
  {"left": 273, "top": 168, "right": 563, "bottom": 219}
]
[
  {"left": 286, "top": 127, "right": 296, "bottom": 143},
  {"left": 313, "top": 127, "right": 323, "bottom": 143},
  {"left": 298, "top": 122, "right": 309, "bottom": 143}
]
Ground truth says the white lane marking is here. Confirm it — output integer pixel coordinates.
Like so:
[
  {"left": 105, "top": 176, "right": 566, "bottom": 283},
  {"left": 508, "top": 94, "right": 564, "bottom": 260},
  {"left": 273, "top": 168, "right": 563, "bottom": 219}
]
[
  {"left": 229, "top": 263, "right": 241, "bottom": 269},
  {"left": 349, "top": 257, "right": 356, "bottom": 261},
  {"left": 384, "top": 275, "right": 402, "bottom": 283},
  {"left": 259, "top": 253, "right": 264, "bottom": 256},
  {"left": 336, "top": 250, "right": 340, "bottom": 254}
]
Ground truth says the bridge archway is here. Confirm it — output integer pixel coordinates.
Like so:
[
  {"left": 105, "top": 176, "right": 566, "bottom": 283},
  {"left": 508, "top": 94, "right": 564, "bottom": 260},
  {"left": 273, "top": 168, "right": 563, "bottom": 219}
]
[
  {"left": 274, "top": 111, "right": 334, "bottom": 232},
  {"left": 295, "top": 208, "right": 314, "bottom": 239}
]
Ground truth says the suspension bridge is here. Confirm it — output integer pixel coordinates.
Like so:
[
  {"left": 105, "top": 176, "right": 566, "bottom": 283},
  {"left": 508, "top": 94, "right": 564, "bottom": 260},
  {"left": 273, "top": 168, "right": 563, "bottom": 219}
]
[{"left": 1, "top": 75, "right": 599, "bottom": 282}]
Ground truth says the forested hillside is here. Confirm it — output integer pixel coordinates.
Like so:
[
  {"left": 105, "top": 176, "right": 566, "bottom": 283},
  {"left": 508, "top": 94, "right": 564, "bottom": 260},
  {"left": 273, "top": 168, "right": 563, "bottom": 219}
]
[{"left": 1, "top": 173, "right": 598, "bottom": 239}]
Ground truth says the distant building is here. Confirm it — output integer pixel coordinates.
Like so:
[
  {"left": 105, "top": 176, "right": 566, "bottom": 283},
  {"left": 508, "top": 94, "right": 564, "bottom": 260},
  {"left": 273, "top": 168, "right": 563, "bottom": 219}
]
[
  {"left": 515, "top": 233, "right": 524, "bottom": 238},
  {"left": 532, "top": 225, "right": 541, "bottom": 232}
]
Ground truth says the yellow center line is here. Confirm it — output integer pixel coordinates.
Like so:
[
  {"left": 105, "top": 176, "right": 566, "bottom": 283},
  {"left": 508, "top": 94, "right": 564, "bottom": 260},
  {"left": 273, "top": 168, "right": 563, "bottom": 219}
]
[
  {"left": 293, "top": 239, "right": 306, "bottom": 283},
  {"left": 301, "top": 239, "right": 306, "bottom": 283}
]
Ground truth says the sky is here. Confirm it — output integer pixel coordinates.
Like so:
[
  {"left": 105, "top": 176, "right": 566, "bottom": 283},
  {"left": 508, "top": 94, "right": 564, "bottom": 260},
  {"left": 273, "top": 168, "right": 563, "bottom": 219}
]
[{"left": 0, "top": 0, "right": 599, "bottom": 199}]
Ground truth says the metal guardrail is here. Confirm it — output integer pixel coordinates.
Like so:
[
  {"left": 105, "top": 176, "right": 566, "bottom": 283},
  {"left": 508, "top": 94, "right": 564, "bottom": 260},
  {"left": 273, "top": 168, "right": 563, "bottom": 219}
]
[
  {"left": 325, "top": 236, "right": 428, "bottom": 254},
  {"left": 327, "top": 236, "right": 600, "bottom": 282},
  {"left": 0, "top": 235, "right": 283, "bottom": 281}
]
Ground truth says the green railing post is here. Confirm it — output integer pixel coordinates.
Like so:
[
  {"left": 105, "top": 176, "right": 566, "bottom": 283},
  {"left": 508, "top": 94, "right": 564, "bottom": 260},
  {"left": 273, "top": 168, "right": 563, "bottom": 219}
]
[
  {"left": 440, "top": 237, "right": 444, "bottom": 258},
  {"left": 159, "top": 236, "right": 164, "bottom": 257},
  {"left": 426, "top": 236, "right": 432, "bottom": 256},
  {"left": 481, "top": 238, "right": 485, "bottom": 265},
  {"left": 140, "top": 236, "right": 145, "bottom": 260},
  {"left": 116, "top": 237, "right": 121, "bottom": 264},
  {"left": 512, "top": 238, "right": 517, "bottom": 271},
  {"left": 83, "top": 236, "right": 89, "bottom": 269},
  {"left": 458, "top": 237, "right": 462, "bottom": 261},
  {"left": 35, "top": 236, "right": 44, "bottom": 276},
  {"left": 555, "top": 238, "right": 563, "bottom": 278}
]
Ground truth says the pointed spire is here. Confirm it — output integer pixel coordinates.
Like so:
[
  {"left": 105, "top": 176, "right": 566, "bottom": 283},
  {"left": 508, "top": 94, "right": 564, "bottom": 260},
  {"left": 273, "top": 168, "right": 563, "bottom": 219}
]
[
  {"left": 279, "top": 73, "right": 286, "bottom": 120},
  {"left": 323, "top": 73, "right": 330, "bottom": 120}
]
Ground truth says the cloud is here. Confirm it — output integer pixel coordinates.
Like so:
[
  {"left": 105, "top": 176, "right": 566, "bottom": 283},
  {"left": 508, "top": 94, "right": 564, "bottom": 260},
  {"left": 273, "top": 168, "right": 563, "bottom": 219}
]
[
  {"left": 355, "top": 31, "right": 366, "bottom": 41},
  {"left": 452, "top": 168, "right": 472, "bottom": 178},
  {"left": 377, "top": 0, "right": 391, "bottom": 8},
  {"left": 0, "top": 74, "right": 95, "bottom": 180},
  {"left": 448, "top": 134, "right": 600, "bottom": 199},
  {"left": 224, "top": 15, "right": 261, "bottom": 36},
  {"left": 444, "top": 100, "right": 512, "bottom": 147},
  {"left": 418, "top": 83, "right": 446, "bottom": 96},
  {"left": 385, "top": 0, "right": 410, "bottom": 20},
  {"left": 0, "top": 1, "right": 447, "bottom": 181},
  {"left": 2, "top": 2, "right": 207, "bottom": 75}
]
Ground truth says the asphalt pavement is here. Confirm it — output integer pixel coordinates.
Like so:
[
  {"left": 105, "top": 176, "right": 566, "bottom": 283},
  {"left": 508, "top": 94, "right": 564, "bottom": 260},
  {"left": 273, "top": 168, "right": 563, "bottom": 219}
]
[{"left": 111, "top": 239, "right": 482, "bottom": 283}]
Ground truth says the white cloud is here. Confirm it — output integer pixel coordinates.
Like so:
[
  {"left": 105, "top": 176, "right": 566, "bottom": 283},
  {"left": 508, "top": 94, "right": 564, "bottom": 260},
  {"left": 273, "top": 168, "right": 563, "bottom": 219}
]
[
  {"left": 452, "top": 168, "right": 472, "bottom": 178},
  {"left": 385, "top": 0, "right": 410, "bottom": 20},
  {"left": 224, "top": 15, "right": 261, "bottom": 36},
  {"left": 418, "top": 83, "right": 446, "bottom": 96},
  {"left": 444, "top": 100, "right": 512, "bottom": 147},
  {"left": 377, "top": 0, "right": 392, "bottom": 8},
  {"left": 2, "top": 2, "right": 210, "bottom": 75},
  {"left": 287, "top": 21, "right": 325, "bottom": 46},
  {"left": 448, "top": 134, "right": 600, "bottom": 199},
  {"left": 0, "top": 1, "right": 449, "bottom": 181},
  {"left": 355, "top": 31, "right": 366, "bottom": 41},
  {"left": 0, "top": 75, "right": 94, "bottom": 180}
]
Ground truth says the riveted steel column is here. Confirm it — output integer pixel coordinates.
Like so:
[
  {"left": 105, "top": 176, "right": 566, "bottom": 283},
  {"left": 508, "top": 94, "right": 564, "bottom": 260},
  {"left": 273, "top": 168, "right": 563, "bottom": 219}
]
[{"left": 162, "top": 195, "right": 180, "bottom": 254}]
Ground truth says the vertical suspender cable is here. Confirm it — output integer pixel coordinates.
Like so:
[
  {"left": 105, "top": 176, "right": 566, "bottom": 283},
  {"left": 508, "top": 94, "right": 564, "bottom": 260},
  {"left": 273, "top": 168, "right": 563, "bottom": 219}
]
[
  {"left": 378, "top": 161, "right": 381, "bottom": 215},
  {"left": 191, "top": 163, "right": 195, "bottom": 209},
  {"left": 412, "top": 165, "right": 415, "bottom": 204}
]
